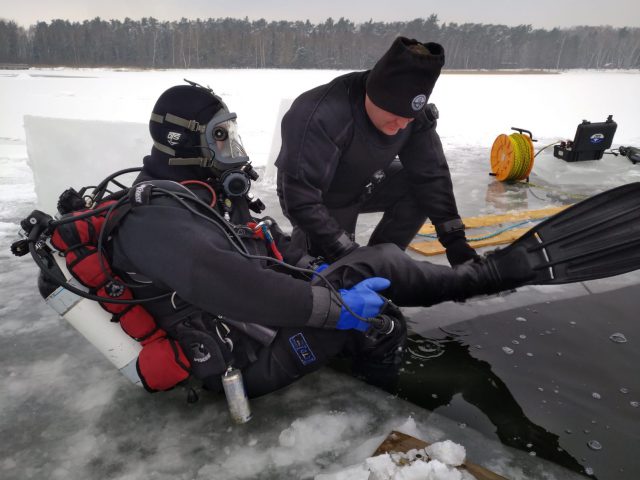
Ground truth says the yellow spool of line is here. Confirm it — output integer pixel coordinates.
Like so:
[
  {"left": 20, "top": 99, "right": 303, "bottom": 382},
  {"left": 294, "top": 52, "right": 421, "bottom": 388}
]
[{"left": 490, "top": 133, "right": 535, "bottom": 181}]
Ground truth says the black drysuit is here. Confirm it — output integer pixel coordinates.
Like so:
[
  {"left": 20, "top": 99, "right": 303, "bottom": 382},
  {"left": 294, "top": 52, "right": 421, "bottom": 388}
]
[
  {"left": 275, "top": 71, "right": 464, "bottom": 260},
  {"left": 109, "top": 154, "right": 491, "bottom": 397}
]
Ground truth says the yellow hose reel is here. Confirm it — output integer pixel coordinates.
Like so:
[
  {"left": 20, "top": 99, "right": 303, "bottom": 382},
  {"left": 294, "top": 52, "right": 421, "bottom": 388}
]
[{"left": 490, "top": 128, "right": 536, "bottom": 182}]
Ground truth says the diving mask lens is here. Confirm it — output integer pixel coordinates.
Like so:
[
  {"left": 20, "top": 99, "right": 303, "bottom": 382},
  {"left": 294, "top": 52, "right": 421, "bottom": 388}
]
[
  {"left": 213, "top": 126, "right": 228, "bottom": 141},
  {"left": 213, "top": 119, "right": 247, "bottom": 160},
  {"left": 204, "top": 111, "right": 250, "bottom": 169}
]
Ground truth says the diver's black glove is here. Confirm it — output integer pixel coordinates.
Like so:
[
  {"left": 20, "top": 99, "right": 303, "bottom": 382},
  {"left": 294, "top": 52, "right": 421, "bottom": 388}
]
[
  {"left": 323, "top": 231, "right": 360, "bottom": 263},
  {"left": 445, "top": 237, "right": 479, "bottom": 266},
  {"left": 436, "top": 220, "right": 480, "bottom": 266},
  {"left": 441, "top": 232, "right": 479, "bottom": 266}
]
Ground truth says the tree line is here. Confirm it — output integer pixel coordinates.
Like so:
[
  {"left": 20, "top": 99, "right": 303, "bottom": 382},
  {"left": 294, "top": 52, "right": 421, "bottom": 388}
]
[{"left": 1, "top": 15, "right": 639, "bottom": 70}]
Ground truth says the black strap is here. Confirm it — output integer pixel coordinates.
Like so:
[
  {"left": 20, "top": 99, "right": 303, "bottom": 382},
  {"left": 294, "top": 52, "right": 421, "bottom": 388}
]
[
  {"left": 155, "top": 304, "right": 201, "bottom": 332},
  {"left": 435, "top": 218, "right": 465, "bottom": 238},
  {"left": 100, "top": 203, "right": 131, "bottom": 239}
]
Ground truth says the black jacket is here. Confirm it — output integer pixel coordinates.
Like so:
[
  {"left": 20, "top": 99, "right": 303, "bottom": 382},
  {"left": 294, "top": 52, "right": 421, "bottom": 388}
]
[
  {"left": 275, "top": 71, "right": 461, "bottom": 251},
  {"left": 110, "top": 153, "right": 341, "bottom": 331}
]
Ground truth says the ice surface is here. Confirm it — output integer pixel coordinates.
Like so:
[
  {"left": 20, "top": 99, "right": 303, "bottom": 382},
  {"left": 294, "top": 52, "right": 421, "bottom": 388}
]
[
  {"left": 14, "top": 69, "right": 640, "bottom": 215},
  {"left": 4, "top": 69, "right": 639, "bottom": 153},
  {"left": 2, "top": 68, "right": 639, "bottom": 480}
]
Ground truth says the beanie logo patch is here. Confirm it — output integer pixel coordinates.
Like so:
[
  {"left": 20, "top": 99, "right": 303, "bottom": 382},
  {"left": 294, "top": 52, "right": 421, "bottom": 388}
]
[
  {"left": 411, "top": 94, "right": 427, "bottom": 111},
  {"left": 166, "top": 131, "right": 182, "bottom": 146}
]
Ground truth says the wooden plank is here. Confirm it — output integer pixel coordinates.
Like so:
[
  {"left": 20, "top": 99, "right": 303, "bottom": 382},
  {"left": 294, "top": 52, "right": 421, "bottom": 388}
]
[
  {"left": 373, "top": 430, "right": 507, "bottom": 480},
  {"left": 418, "top": 205, "right": 569, "bottom": 235},
  {"left": 410, "top": 227, "right": 532, "bottom": 256}
]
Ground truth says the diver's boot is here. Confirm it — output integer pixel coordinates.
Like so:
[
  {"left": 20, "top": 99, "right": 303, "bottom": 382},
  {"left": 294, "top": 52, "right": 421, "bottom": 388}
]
[
  {"left": 448, "top": 246, "right": 537, "bottom": 301},
  {"left": 452, "top": 182, "right": 640, "bottom": 294}
]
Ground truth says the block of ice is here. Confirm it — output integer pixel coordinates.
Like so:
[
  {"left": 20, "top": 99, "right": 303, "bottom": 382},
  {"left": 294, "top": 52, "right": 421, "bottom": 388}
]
[{"left": 24, "top": 115, "right": 148, "bottom": 213}]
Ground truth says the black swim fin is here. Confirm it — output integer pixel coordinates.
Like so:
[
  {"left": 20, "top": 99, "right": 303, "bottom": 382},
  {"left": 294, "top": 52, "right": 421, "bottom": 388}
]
[{"left": 484, "top": 182, "right": 640, "bottom": 287}]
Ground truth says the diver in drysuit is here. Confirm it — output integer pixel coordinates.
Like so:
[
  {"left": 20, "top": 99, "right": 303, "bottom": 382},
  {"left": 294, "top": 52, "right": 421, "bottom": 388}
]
[{"left": 80, "top": 82, "right": 529, "bottom": 398}]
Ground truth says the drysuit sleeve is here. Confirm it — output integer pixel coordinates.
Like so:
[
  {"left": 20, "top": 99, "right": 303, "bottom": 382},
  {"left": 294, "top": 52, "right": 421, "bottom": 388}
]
[
  {"left": 114, "top": 205, "right": 341, "bottom": 329},
  {"left": 275, "top": 102, "right": 352, "bottom": 257}
]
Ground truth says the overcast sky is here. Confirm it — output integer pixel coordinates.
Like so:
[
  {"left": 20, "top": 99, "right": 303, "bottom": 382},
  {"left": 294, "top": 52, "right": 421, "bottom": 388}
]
[{"left": 2, "top": 0, "right": 639, "bottom": 29}]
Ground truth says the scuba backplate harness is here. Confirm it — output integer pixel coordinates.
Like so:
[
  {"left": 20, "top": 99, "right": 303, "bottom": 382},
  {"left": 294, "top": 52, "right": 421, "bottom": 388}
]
[
  {"left": 11, "top": 169, "right": 399, "bottom": 397},
  {"left": 10, "top": 168, "right": 294, "bottom": 395}
]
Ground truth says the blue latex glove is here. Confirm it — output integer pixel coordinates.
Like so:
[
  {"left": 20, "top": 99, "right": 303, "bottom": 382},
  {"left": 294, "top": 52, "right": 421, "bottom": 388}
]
[
  {"left": 314, "top": 263, "right": 330, "bottom": 273},
  {"left": 311, "top": 262, "right": 329, "bottom": 280},
  {"left": 337, "top": 277, "right": 391, "bottom": 332}
]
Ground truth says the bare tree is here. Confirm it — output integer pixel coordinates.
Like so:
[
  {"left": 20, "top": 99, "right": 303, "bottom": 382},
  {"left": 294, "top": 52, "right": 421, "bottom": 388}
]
[{"left": 2, "top": 17, "right": 638, "bottom": 70}]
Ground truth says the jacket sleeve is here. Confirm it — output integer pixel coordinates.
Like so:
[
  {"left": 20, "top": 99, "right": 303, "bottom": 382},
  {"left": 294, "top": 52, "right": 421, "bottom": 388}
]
[
  {"left": 398, "top": 119, "right": 462, "bottom": 227},
  {"left": 114, "top": 205, "right": 341, "bottom": 329},
  {"left": 275, "top": 97, "right": 352, "bottom": 251}
]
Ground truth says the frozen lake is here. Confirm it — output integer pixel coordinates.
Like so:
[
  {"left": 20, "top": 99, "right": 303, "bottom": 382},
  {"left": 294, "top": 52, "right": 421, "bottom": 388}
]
[{"left": 1, "top": 68, "right": 640, "bottom": 480}]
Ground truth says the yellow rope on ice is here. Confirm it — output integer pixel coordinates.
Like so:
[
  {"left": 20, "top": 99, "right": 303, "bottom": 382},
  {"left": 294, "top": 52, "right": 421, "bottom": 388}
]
[{"left": 490, "top": 132, "right": 535, "bottom": 181}]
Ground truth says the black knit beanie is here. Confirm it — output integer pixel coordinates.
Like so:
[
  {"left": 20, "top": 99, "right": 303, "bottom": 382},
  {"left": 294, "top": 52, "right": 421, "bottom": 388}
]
[{"left": 365, "top": 37, "right": 445, "bottom": 118}]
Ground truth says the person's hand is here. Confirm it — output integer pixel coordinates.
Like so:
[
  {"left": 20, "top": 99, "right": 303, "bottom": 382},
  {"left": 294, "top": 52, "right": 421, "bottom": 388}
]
[
  {"left": 445, "top": 237, "right": 480, "bottom": 266},
  {"left": 314, "top": 262, "right": 330, "bottom": 273},
  {"left": 311, "top": 261, "right": 330, "bottom": 280},
  {"left": 436, "top": 221, "right": 480, "bottom": 266},
  {"left": 337, "top": 277, "right": 391, "bottom": 332}
]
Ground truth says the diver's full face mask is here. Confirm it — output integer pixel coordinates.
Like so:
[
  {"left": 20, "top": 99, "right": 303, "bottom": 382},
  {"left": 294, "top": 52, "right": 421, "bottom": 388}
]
[
  {"left": 202, "top": 108, "right": 250, "bottom": 171},
  {"left": 154, "top": 81, "right": 258, "bottom": 197},
  {"left": 201, "top": 108, "right": 255, "bottom": 197}
]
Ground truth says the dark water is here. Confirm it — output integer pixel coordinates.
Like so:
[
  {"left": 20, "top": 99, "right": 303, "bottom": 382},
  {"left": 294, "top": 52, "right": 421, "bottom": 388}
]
[{"left": 392, "top": 286, "right": 640, "bottom": 480}]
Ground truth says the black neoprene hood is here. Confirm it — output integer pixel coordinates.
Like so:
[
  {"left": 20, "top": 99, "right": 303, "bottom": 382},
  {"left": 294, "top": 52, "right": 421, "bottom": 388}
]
[{"left": 149, "top": 84, "right": 224, "bottom": 155}]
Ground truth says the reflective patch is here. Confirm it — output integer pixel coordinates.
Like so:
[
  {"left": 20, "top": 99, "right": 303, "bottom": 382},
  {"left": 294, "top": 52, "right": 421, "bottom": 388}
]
[
  {"left": 289, "top": 333, "right": 317, "bottom": 366},
  {"left": 411, "top": 94, "right": 427, "bottom": 111},
  {"left": 167, "top": 131, "right": 182, "bottom": 146}
]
